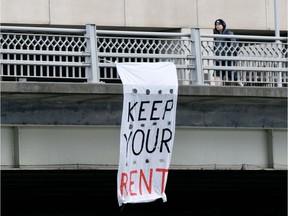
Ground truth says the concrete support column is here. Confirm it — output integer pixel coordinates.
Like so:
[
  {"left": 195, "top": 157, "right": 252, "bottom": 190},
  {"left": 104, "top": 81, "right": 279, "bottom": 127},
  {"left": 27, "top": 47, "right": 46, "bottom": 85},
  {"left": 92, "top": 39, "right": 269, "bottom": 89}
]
[
  {"left": 13, "top": 126, "right": 20, "bottom": 168},
  {"left": 266, "top": 129, "right": 274, "bottom": 169}
]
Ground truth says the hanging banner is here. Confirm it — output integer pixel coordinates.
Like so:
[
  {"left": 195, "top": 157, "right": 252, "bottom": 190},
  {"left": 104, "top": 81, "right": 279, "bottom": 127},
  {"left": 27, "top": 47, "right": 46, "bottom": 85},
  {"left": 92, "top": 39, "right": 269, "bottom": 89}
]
[{"left": 116, "top": 62, "right": 178, "bottom": 206}]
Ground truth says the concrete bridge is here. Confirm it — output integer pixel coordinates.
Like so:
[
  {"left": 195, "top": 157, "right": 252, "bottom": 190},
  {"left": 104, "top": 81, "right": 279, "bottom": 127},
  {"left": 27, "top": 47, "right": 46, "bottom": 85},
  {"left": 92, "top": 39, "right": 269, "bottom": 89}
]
[
  {"left": 1, "top": 82, "right": 287, "bottom": 216},
  {"left": 1, "top": 25, "right": 287, "bottom": 216},
  {"left": 1, "top": 82, "right": 287, "bottom": 170}
]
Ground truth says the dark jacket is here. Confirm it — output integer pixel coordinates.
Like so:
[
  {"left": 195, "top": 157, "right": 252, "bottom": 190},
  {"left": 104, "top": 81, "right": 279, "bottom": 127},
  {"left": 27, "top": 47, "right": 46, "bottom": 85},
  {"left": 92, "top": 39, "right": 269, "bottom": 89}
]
[{"left": 214, "top": 29, "right": 237, "bottom": 57}]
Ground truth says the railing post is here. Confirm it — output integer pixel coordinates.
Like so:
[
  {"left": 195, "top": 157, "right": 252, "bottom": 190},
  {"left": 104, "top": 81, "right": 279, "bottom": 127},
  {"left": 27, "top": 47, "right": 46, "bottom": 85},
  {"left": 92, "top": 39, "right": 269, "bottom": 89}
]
[
  {"left": 190, "top": 28, "right": 204, "bottom": 85},
  {"left": 85, "top": 24, "right": 100, "bottom": 83},
  {"left": 276, "top": 41, "right": 283, "bottom": 87}
]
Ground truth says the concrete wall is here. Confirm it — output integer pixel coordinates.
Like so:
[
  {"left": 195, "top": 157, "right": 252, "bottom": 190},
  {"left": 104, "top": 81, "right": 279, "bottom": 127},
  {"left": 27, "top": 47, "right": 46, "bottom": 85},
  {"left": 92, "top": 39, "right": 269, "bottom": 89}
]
[
  {"left": 1, "top": 0, "right": 287, "bottom": 31},
  {"left": 1, "top": 126, "right": 287, "bottom": 170}
]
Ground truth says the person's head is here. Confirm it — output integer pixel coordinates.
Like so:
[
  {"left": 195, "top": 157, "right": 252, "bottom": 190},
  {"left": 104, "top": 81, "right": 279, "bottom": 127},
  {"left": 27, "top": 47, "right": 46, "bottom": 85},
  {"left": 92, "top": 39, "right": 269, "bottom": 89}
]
[{"left": 214, "top": 19, "right": 226, "bottom": 33}]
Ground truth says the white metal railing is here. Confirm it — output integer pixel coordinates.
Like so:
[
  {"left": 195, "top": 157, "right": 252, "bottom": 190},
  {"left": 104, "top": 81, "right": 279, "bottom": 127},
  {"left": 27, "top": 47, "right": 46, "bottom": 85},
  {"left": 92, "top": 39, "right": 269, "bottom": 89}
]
[
  {"left": 0, "top": 24, "right": 287, "bottom": 87},
  {"left": 201, "top": 34, "right": 288, "bottom": 87},
  {"left": 95, "top": 28, "right": 200, "bottom": 85},
  {"left": 0, "top": 26, "right": 89, "bottom": 82}
]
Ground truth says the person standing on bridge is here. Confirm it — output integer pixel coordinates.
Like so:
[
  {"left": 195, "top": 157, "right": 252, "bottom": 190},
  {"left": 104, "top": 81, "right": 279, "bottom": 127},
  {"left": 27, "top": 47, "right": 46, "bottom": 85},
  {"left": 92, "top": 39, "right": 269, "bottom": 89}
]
[{"left": 213, "top": 19, "right": 243, "bottom": 86}]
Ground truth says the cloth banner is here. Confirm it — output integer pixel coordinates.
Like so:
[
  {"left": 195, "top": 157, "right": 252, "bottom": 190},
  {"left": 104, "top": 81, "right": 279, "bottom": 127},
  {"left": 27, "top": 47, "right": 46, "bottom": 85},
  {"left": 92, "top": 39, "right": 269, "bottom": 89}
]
[{"left": 116, "top": 62, "right": 178, "bottom": 206}]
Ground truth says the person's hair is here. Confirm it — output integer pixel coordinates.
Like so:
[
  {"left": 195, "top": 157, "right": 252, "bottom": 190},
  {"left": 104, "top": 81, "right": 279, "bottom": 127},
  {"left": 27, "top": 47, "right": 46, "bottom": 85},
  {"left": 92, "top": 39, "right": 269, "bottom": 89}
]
[{"left": 214, "top": 19, "right": 226, "bottom": 34}]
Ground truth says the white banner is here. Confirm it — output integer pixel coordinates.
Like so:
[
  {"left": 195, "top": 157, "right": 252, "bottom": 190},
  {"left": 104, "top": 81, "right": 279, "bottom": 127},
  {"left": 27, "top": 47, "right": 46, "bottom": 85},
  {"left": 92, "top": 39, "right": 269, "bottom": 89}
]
[{"left": 116, "top": 62, "right": 178, "bottom": 206}]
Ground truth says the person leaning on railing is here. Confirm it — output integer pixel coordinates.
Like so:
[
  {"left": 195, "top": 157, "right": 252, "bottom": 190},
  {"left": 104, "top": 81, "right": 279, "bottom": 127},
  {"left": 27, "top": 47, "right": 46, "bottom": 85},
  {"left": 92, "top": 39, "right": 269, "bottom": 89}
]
[{"left": 213, "top": 19, "right": 243, "bottom": 86}]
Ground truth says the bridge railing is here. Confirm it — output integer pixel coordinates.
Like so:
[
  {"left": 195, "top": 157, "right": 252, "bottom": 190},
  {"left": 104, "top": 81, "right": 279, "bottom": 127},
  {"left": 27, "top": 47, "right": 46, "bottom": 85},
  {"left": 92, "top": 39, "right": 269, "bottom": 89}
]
[
  {"left": 201, "top": 34, "right": 288, "bottom": 87},
  {"left": 0, "top": 26, "right": 88, "bottom": 82},
  {"left": 1, "top": 24, "right": 287, "bottom": 87}
]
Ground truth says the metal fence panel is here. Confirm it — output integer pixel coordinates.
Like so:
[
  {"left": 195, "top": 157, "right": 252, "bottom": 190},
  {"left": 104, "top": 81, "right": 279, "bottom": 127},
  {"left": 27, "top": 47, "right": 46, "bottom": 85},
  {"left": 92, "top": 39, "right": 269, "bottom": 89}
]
[
  {"left": 201, "top": 34, "right": 288, "bottom": 87},
  {"left": 0, "top": 25, "right": 287, "bottom": 87},
  {"left": 0, "top": 28, "right": 88, "bottom": 82}
]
